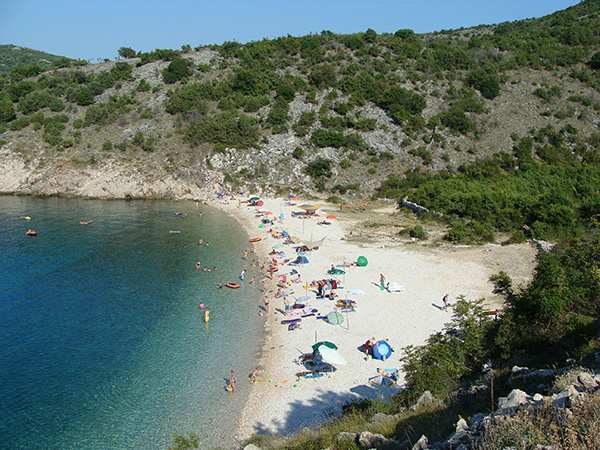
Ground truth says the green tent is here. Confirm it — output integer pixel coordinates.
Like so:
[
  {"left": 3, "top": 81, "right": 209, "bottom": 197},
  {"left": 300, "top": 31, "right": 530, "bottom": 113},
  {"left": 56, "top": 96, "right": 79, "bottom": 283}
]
[
  {"left": 326, "top": 311, "right": 344, "bottom": 325},
  {"left": 312, "top": 341, "right": 338, "bottom": 352},
  {"left": 356, "top": 256, "right": 368, "bottom": 267}
]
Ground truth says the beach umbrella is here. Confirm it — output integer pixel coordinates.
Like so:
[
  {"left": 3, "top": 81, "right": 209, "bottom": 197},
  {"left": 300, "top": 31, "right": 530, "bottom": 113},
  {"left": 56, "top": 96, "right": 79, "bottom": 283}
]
[
  {"left": 356, "top": 256, "right": 368, "bottom": 267},
  {"left": 264, "top": 211, "right": 273, "bottom": 215},
  {"left": 312, "top": 341, "right": 338, "bottom": 352},
  {"left": 372, "top": 340, "right": 394, "bottom": 361},
  {"left": 317, "top": 346, "right": 347, "bottom": 366},
  {"left": 326, "top": 311, "right": 344, "bottom": 325},
  {"left": 249, "top": 196, "right": 260, "bottom": 201},
  {"left": 255, "top": 200, "right": 264, "bottom": 207}
]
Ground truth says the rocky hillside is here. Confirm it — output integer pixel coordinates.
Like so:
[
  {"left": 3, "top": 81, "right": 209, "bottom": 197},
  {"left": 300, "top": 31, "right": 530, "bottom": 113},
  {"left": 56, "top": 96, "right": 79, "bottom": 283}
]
[
  {"left": 0, "top": 44, "right": 75, "bottom": 73},
  {"left": 1, "top": 1, "right": 600, "bottom": 199}
]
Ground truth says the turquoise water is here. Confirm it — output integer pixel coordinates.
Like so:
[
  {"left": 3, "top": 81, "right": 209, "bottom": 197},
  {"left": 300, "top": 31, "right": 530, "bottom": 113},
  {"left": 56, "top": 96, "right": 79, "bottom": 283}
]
[{"left": 0, "top": 196, "right": 263, "bottom": 449}]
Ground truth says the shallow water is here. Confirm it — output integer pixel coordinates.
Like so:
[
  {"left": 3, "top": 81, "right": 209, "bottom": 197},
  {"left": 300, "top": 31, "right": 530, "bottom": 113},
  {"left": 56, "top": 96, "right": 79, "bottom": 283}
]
[{"left": 0, "top": 196, "right": 263, "bottom": 449}]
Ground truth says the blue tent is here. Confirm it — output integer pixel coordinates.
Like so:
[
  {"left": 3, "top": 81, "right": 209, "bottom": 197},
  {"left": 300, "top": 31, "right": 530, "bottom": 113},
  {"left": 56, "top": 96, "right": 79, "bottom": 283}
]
[
  {"left": 372, "top": 340, "right": 393, "bottom": 361},
  {"left": 294, "top": 255, "right": 310, "bottom": 264}
]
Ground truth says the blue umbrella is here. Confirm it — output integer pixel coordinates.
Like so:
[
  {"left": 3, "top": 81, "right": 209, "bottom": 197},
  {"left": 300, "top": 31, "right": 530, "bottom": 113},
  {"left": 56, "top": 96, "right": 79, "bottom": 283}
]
[
  {"left": 295, "top": 255, "right": 309, "bottom": 264},
  {"left": 372, "top": 340, "right": 393, "bottom": 361}
]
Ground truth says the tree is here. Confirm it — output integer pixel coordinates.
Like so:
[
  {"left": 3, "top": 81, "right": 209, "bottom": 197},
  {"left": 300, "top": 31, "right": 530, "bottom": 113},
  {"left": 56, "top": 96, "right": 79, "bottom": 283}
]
[
  {"left": 162, "top": 58, "right": 193, "bottom": 84},
  {"left": 467, "top": 69, "right": 501, "bottom": 100},
  {"left": 118, "top": 47, "right": 137, "bottom": 59},
  {"left": 589, "top": 51, "right": 600, "bottom": 70},
  {"left": 0, "top": 92, "right": 16, "bottom": 123}
]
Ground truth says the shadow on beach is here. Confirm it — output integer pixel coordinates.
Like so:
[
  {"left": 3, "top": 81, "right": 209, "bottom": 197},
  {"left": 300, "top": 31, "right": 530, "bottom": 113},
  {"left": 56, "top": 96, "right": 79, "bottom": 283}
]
[{"left": 251, "top": 383, "right": 400, "bottom": 436}]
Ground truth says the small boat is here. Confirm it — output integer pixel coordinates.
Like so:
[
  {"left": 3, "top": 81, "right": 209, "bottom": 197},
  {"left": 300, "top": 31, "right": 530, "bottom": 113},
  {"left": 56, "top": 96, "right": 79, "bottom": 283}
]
[
  {"left": 79, "top": 220, "right": 93, "bottom": 225},
  {"left": 20, "top": 216, "right": 32, "bottom": 221},
  {"left": 168, "top": 230, "right": 181, "bottom": 234},
  {"left": 225, "top": 282, "right": 241, "bottom": 289},
  {"left": 249, "top": 237, "right": 262, "bottom": 243},
  {"left": 25, "top": 228, "right": 38, "bottom": 237}
]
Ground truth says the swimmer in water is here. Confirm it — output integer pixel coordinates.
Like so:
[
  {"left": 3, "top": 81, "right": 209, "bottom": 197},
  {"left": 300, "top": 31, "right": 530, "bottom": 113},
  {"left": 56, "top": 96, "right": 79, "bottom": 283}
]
[{"left": 195, "top": 261, "right": 201, "bottom": 271}]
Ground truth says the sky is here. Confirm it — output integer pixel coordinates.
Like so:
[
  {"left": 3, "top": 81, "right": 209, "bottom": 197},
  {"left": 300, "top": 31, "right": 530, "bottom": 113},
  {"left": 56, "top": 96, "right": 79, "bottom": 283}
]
[{"left": 0, "top": 0, "right": 581, "bottom": 61}]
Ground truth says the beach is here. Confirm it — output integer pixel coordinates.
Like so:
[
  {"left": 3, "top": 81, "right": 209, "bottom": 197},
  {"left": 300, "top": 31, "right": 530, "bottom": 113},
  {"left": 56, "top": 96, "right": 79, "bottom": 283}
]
[{"left": 211, "top": 196, "right": 536, "bottom": 442}]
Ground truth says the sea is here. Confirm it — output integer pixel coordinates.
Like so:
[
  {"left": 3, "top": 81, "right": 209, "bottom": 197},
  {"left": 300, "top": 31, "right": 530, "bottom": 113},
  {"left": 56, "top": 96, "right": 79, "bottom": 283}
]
[{"left": 0, "top": 196, "right": 264, "bottom": 449}]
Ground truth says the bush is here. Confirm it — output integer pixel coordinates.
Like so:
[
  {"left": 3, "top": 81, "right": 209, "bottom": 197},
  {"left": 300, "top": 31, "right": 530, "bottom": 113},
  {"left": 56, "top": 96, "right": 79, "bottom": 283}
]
[
  {"left": 164, "top": 82, "right": 208, "bottom": 116},
  {"left": 589, "top": 51, "right": 600, "bottom": 70},
  {"left": 266, "top": 98, "right": 289, "bottom": 132},
  {"left": 409, "top": 147, "right": 433, "bottom": 165},
  {"left": 137, "top": 79, "right": 151, "bottom": 92},
  {"left": 408, "top": 225, "right": 428, "bottom": 240},
  {"left": 467, "top": 68, "right": 501, "bottom": 99},
  {"left": 445, "top": 220, "right": 495, "bottom": 244},
  {"left": 0, "top": 92, "right": 16, "bottom": 122},
  {"left": 83, "top": 95, "right": 135, "bottom": 126},
  {"left": 439, "top": 107, "right": 475, "bottom": 134},
  {"left": 186, "top": 112, "right": 259, "bottom": 149},
  {"left": 102, "top": 141, "right": 113, "bottom": 151},
  {"left": 162, "top": 58, "right": 193, "bottom": 84},
  {"left": 18, "top": 89, "right": 62, "bottom": 114},
  {"left": 118, "top": 47, "right": 137, "bottom": 59},
  {"left": 309, "top": 64, "right": 337, "bottom": 88},
  {"left": 305, "top": 157, "right": 332, "bottom": 179},
  {"left": 292, "top": 147, "right": 304, "bottom": 160},
  {"left": 70, "top": 85, "right": 95, "bottom": 106},
  {"left": 311, "top": 128, "right": 366, "bottom": 150}
]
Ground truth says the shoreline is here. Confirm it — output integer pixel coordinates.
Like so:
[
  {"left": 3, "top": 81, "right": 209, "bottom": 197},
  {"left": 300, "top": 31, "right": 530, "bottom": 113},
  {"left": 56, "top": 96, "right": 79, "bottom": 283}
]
[
  {"left": 2, "top": 192, "right": 537, "bottom": 447},
  {"left": 209, "top": 196, "right": 537, "bottom": 444}
]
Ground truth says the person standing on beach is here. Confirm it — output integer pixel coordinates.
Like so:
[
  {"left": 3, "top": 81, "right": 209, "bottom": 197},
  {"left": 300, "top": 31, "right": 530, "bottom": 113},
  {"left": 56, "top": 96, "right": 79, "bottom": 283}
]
[
  {"left": 379, "top": 273, "right": 386, "bottom": 290},
  {"left": 442, "top": 294, "right": 450, "bottom": 310}
]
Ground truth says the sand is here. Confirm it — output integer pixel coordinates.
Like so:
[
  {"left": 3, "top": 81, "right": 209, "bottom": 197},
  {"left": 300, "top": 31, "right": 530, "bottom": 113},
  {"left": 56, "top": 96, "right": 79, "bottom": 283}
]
[{"left": 211, "top": 197, "right": 536, "bottom": 442}]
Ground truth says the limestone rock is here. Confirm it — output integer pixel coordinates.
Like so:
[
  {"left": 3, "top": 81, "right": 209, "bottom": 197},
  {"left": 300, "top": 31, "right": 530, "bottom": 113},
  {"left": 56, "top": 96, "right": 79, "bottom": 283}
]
[
  {"left": 336, "top": 432, "right": 358, "bottom": 444},
  {"left": 411, "top": 391, "right": 442, "bottom": 411},
  {"left": 411, "top": 434, "right": 428, "bottom": 450},
  {"left": 371, "top": 413, "right": 396, "bottom": 425},
  {"left": 243, "top": 444, "right": 262, "bottom": 450},
  {"left": 497, "top": 389, "right": 530, "bottom": 411},
  {"left": 358, "top": 431, "right": 393, "bottom": 449},
  {"left": 576, "top": 371, "right": 598, "bottom": 390},
  {"left": 455, "top": 417, "right": 468, "bottom": 433}
]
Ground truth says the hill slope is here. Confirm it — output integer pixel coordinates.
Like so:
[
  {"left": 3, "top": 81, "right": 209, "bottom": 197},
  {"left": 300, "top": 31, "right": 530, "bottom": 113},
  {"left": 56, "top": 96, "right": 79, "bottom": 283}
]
[
  {"left": 0, "top": 44, "right": 73, "bottom": 73},
  {"left": 0, "top": 0, "right": 599, "bottom": 202}
]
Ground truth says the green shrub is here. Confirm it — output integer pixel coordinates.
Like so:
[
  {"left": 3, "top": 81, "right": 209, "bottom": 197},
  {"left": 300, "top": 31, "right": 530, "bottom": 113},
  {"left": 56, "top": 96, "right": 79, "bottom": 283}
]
[
  {"left": 83, "top": 95, "right": 134, "bottom": 126},
  {"left": 0, "top": 92, "right": 16, "bottom": 122},
  {"left": 292, "top": 147, "right": 304, "bottom": 160},
  {"left": 18, "top": 89, "right": 62, "bottom": 114},
  {"left": 445, "top": 220, "right": 495, "bottom": 244},
  {"left": 9, "top": 115, "right": 31, "bottom": 130},
  {"left": 589, "top": 51, "right": 600, "bottom": 70},
  {"left": 534, "top": 85, "right": 561, "bottom": 102},
  {"left": 162, "top": 58, "right": 193, "bottom": 84},
  {"left": 186, "top": 112, "right": 259, "bottom": 149},
  {"left": 118, "top": 47, "right": 137, "bottom": 59},
  {"left": 266, "top": 98, "right": 289, "bottom": 132},
  {"left": 70, "top": 85, "right": 95, "bottom": 106},
  {"left": 305, "top": 157, "right": 332, "bottom": 179},
  {"left": 102, "top": 141, "right": 113, "bottom": 151},
  {"left": 309, "top": 64, "right": 337, "bottom": 88},
  {"left": 409, "top": 147, "right": 433, "bottom": 165},
  {"left": 467, "top": 68, "right": 501, "bottom": 99},
  {"left": 408, "top": 225, "right": 428, "bottom": 240},
  {"left": 439, "top": 107, "right": 475, "bottom": 134},
  {"left": 164, "top": 82, "right": 209, "bottom": 116},
  {"left": 137, "top": 79, "right": 151, "bottom": 92}
]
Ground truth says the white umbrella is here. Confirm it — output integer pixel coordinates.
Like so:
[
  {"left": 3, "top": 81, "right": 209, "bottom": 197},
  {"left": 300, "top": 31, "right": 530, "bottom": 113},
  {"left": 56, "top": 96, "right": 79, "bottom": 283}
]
[{"left": 317, "top": 346, "right": 347, "bottom": 366}]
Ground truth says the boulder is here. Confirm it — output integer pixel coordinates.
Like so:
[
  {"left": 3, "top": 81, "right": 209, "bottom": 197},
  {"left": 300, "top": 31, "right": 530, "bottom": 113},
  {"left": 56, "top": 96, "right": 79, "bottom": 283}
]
[
  {"left": 411, "top": 391, "right": 442, "bottom": 411},
  {"left": 337, "top": 432, "right": 358, "bottom": 445},
  {"left": 411, "top": 435, "right": 428, "bottom": 450},
  {"left": 455, "top": 417, "right": 468, "bottom": 433},
  {"left": 576, "top": 372, "right": 598, "bottom": 391},
  {"left": 358, "top": 431, "right": 394, "bottom": 449},
  {"left": 552, "top": 385, "right": 583, "bottom": 409},
  {"left": 497, "top": 389, "right": 530, "bottom": 411},
  {"left": 243, "top": 445, "right": 262, "bottom": 450},
  {"left": 532, "top": 393, "right": 544, "bottom": 403}
]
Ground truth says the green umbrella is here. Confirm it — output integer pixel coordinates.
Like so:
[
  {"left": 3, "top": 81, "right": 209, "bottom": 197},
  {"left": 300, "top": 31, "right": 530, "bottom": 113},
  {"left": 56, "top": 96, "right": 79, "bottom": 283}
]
[
  {"left": 356, "top": 256, "right": 368, "bottom": 267},
  {"left": 326, "top": 311, "right": 344, "bottom": 325},
  {"left": 312, "top": 341, "right": 338, "bottom": 352}
]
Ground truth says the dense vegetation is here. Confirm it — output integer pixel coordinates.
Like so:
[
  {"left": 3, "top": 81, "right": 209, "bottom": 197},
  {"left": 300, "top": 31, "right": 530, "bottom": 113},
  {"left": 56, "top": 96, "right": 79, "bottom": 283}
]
[
  {"left": 379, "top": 126, "right": 600, "bottom": 242},
  {"left": 0, "top": 44, "right": 81, "bottom": 73}
]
